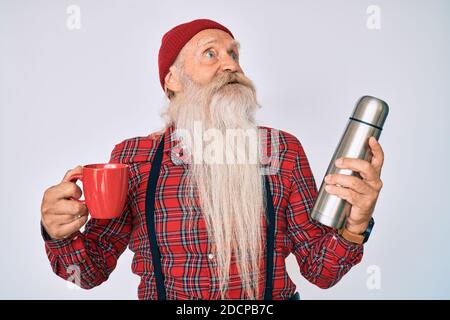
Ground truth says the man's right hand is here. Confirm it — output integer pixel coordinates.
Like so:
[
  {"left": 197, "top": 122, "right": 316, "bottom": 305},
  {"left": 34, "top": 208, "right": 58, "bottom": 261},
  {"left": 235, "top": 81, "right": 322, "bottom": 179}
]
[{"left": 40, "top": 166, "right": 89, "bottom": 240}]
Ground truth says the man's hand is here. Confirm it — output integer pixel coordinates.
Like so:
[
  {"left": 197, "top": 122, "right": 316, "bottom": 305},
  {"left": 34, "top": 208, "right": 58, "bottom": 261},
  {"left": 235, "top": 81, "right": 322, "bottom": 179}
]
[
  {"left": 40, "top": 166, "right": 89, "bottom": 240},
  {"left": 324, "top": 137, "right": 385, "bottom": 235}
]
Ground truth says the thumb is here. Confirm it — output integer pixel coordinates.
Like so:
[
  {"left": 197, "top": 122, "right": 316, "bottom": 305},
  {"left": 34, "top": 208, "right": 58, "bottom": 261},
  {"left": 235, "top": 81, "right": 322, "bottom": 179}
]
[{"left": 62, "top": 165, "right": 83, "bottom": 183}]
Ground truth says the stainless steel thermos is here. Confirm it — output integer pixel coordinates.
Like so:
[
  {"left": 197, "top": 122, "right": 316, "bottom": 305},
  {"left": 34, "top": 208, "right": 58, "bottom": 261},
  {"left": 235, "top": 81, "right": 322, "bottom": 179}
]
[{"left": 310, "top": 96, "right": 389, "bottom": 229}]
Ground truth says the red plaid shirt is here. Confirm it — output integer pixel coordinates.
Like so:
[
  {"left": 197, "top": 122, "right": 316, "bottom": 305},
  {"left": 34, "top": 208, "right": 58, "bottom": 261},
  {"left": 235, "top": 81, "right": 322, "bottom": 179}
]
[{"left": 43, "top": 124, "right": 364, "bottom": 299}]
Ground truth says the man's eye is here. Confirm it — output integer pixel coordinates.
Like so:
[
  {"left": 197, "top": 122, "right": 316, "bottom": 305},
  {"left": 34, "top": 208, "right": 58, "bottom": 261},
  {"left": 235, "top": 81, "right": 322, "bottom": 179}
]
[
  {"left": 204, "top": 49, "right": 216, "bottom": 59},
  {"left": 231, "top": 51, "right": 239, "bottom": 61}
]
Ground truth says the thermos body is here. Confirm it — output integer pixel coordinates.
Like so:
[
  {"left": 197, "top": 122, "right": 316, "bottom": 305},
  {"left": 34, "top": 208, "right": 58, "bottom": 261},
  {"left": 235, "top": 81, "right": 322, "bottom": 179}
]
[{"left": 310, "top": 96, "right": 389, "bottom": 229}]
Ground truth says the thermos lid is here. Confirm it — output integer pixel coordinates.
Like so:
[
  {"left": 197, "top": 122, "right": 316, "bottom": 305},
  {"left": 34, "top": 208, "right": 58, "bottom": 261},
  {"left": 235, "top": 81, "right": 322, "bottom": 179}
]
[{"left": 351, "top": 96, "right": 389, "bottom": 129}]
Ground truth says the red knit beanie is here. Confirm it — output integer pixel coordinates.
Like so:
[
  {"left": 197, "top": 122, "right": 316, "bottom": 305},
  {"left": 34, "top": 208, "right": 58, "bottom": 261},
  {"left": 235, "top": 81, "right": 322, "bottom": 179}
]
[{"left": 158, "top": 18, "right": 234, "bottom": 91}]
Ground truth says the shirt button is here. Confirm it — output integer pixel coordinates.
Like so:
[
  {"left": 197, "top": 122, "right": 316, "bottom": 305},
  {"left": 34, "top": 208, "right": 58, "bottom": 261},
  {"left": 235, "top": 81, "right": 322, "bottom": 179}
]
[{"left": 208, "top": 253, "right": 214, "bottom": 260}]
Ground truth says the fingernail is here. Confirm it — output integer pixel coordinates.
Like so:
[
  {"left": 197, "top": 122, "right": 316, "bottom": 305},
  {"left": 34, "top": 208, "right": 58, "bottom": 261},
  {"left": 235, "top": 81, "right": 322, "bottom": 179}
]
[
  {"left": 335, "top": 158, "right": 343, "bottom": 166},
  {"left": 325, "top": 175, "right": 331, "bottom": 182},
  {"left": 325, "top": 185, "right": 332, "bottom": 192}
]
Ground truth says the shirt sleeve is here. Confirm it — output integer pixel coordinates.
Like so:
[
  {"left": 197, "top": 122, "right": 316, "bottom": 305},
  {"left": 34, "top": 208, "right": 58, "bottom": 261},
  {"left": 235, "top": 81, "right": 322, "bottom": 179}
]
[
  {"left": 286, "top": 139, "right": 364, "bottom": 289},
  {"left": 42, "top": 141, "right": 133, "bottom": 289}
]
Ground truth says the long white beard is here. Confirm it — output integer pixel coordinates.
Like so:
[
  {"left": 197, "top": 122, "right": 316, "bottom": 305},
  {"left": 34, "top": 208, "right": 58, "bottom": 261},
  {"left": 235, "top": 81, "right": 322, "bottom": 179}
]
[{"left": 161, "top": 70, "right": 265, "bottom": 299}]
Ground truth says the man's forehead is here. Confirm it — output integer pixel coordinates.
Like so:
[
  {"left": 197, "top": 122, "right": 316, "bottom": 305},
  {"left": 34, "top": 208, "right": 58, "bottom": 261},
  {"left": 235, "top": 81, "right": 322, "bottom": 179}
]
[
  {"left": 190, "top": 29, "right": 238, "bottom": 48},
  {"left": 197, "top": 37, "right": 240, "bottom": 49}
]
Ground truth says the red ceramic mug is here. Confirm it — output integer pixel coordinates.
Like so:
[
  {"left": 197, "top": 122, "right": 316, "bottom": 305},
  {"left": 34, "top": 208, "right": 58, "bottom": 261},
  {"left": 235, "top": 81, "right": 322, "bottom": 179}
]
[{"left": 66, "top": 163, "right": 129, "bottom": 219}]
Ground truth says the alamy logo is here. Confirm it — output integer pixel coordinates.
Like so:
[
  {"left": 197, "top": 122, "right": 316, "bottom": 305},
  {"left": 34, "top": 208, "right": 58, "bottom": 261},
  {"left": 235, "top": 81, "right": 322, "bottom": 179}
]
[
  {"left": 66, "top": 5, "right": 81, "bottom": 30},
  {"left": 66, "top": 265, "right": 81, "bottom": 290},
  {"left": 366, "top": 265, "right": 382, "bottom": 290},
  {"left": 170, "top": 123, "right": 281, "bottom": 175},
  {"left": 366, "top": 5, "right": 382, "bottom": 30}
]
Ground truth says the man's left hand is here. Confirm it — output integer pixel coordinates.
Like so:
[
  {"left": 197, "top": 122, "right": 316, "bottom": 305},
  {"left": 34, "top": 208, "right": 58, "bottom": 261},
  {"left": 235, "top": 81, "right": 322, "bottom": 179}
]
[{"left": 324, "top": 136, "right": 385, "bottom": 235}]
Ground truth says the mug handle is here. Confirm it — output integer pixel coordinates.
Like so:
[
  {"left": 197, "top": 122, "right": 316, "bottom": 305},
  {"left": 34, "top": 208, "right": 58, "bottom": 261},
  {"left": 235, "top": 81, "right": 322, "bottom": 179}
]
[{"left": 67, "top": 172, "right": 86, "bottom": 205}]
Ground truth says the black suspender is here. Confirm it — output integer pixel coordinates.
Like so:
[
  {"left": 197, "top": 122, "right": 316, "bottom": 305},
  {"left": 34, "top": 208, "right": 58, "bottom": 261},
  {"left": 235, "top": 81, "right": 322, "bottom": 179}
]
[
  {"left": 144, "top": 133, "right": 167, "bottom": 300},
  {"left": 263, "top": 173, "right": 276, "bottom": 300},
  {"left": 144, "top": 133, "right": 276, "bottom": 300}
]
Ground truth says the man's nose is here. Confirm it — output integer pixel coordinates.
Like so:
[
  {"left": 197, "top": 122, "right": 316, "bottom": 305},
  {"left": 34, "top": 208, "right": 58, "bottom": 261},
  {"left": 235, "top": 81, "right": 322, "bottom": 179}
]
[{"left": 220, "top": 53, "right": 241, "bottom": 73}]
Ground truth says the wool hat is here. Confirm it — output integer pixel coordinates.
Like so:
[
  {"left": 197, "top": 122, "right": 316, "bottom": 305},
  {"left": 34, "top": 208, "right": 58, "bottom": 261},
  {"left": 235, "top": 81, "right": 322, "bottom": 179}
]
[{"left": 158, "top": 18, "right": 234, "bottom": 91}]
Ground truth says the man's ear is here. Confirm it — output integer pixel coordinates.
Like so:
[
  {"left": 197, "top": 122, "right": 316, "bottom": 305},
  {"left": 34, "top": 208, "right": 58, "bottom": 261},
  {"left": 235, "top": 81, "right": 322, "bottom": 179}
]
[{"left": 164, "top": 66, "right": 182, "bottom": 96}]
